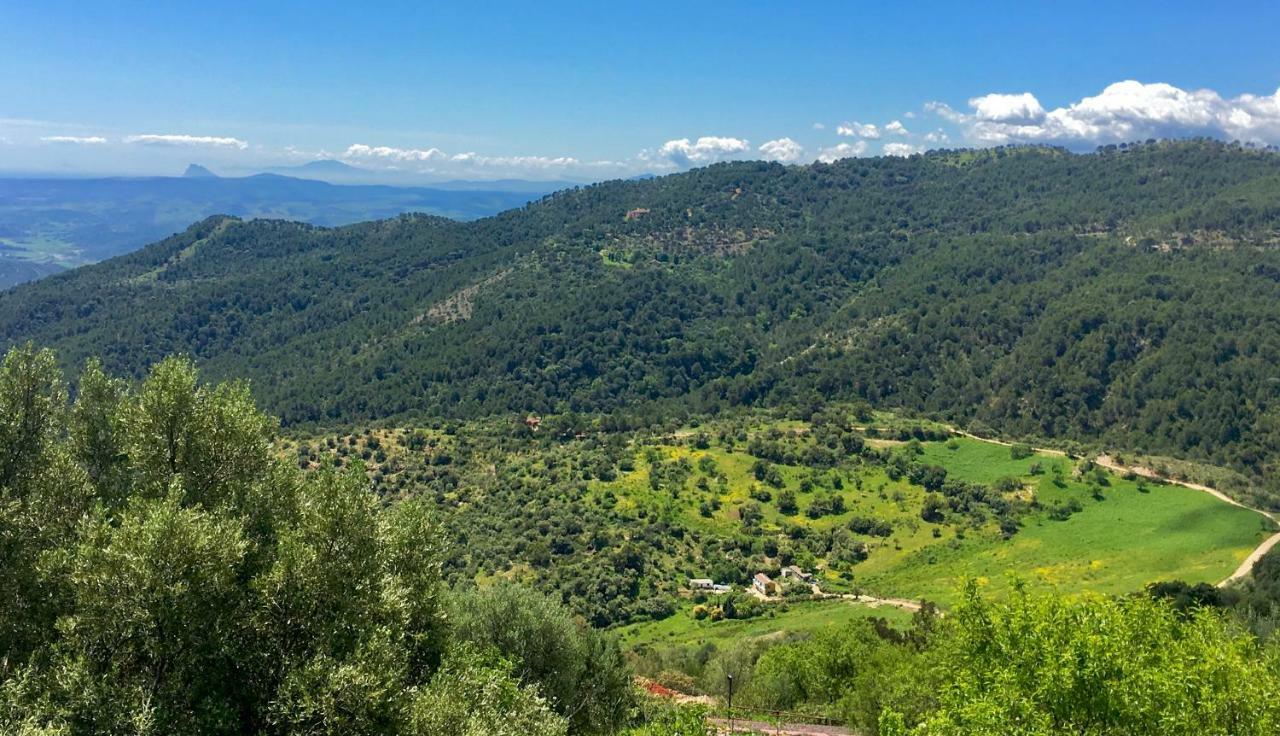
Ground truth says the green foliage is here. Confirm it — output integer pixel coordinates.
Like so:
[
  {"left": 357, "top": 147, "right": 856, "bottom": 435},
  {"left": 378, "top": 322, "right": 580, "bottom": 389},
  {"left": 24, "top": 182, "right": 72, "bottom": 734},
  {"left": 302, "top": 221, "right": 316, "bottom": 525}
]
[
  {"left": 719, "top": 610, "right": 943, "bottom": 733},
  {"left": 0, "top": 346, "right": 631, "bottom": 735},
  {"left": 319, "top": 409, "right": 1264, "bottom": 625},
  {"left": 406, "top": 645, "right": 567, "bottom": 736},
  {"left": 676, "top": 583, "right": 1280, "bottom": 735},
  {"left": 452, "top": 584, "right": 635, "bottom": 734},
  {"left": 624, "top": 700, "right": 709, "bottom": 736},
  {"left": 7, "top": 143, "right": 1280, "bottom": 494},
  {"left": 776, "top": 488, "right": 798, "bottom": 515},
  {"left": 50, "top": 492, "right": 249, "bottom": 733},
  {"left": 907, "top": 582, "right": 1280, "bottom": 735}
]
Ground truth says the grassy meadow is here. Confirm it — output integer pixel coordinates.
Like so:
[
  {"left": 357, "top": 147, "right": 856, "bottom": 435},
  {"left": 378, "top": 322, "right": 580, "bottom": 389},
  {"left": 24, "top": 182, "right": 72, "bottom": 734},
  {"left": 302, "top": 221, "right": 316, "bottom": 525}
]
[{"left": 594, "top": 432, "right": 1271, "bottom": 611}]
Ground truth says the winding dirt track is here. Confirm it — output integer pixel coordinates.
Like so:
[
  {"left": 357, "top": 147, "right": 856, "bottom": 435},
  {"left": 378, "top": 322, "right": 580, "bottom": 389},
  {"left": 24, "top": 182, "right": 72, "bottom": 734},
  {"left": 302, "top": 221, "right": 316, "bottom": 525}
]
[
  {"left": 710, "top": 717, "right": 851, "bottom": 735},
  {"left": 1221, "top": 533, "right": 1280, "bottom": 585},
  {"left": 812, "top": 588, "right": 923, "bottom": 614}
]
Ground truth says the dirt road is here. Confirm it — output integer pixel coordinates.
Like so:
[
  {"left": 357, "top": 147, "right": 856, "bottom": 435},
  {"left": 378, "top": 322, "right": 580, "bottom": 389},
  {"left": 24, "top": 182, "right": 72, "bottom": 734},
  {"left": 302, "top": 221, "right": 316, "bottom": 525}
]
[
  {"left": 710, "top": 717, "right": 852, "bottom": 735},
  {"left": 1221, "top": 533, "right": 1280, "bottom": 585}
]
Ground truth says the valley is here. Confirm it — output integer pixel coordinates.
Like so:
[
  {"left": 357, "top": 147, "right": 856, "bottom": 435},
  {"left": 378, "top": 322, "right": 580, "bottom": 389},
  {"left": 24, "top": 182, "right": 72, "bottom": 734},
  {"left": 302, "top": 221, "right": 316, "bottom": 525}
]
[
  {"left": 7, "top": 141, "right": 1280, "bottom": 733},
  {"left": 10, "top": 5, "right": 1280, "bottom": 732},
  {"left": 284, "top": 407, "right": 1273, "bottom": 639},
  {"left": 5, "top": 142, "right": 1280, "bottom": 500}
]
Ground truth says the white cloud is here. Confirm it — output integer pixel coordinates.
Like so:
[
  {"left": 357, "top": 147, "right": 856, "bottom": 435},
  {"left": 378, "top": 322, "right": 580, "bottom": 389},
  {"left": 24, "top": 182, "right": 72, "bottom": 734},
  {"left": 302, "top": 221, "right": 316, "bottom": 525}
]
[
  {"left": 654, "top": 136, "right": 751, "bottom": 167},
  {"left": 344, "top": 143, "right": 448, "bottom": 162},
  {"left": 923, "top": 130, "right": 950, "bottom": 144},
  {"left": 124, "top": 134, "right": 248, "bottom": 149},
  {"left": 342, "top": 143, "right": 580, "bottom": 173},
  {"left": 944, "top": 81, "right": 1280, "bottom": 147},
  {"left": 924, "top": 101, "right": 968, "bottom": 123},
  {"left": 450, "top": 152, "right": 579, "bottom": 168},
  {"left": 40, "top": 135, "right": 107, "bottom": 144},
  {"left": 812, "top": 122, "right": 826, "bottom": 130},
  {"left": 758, "top": 137, "right": 806, "bottom": 163},
  {"left": 837, "top": 121, "right": 879, "bottom": 139},
  {"left": 817, "top": 140, "right": 868, "bottom": 163},
  {"left": 0, "top": 117, "right": 67, "bottom": 128},
  {"left": 883, "top": 142, "right": 922, "bottom": 157},
  {"left": 885, "top": 120, "right": 909, "bottom": 136},
  {"left": 968, "top": 92, "right": 1046, "bottom": 124}
]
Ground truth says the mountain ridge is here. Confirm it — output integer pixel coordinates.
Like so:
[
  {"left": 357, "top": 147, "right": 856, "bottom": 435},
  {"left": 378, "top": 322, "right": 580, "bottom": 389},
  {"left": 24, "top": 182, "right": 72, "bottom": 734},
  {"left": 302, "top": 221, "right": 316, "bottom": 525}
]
[
  {"left": 3, "top": 140, "right": 1280, "bottom": 489},
  {"left": 0, "top": 171, "right": 556, "bottom": 289}
]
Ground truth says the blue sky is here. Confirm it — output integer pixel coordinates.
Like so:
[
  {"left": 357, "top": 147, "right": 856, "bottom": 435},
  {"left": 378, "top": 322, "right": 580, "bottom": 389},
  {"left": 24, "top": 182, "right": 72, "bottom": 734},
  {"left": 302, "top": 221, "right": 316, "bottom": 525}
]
[{"left": 2, "top": 1, "right": 1279, "bottom": 180}]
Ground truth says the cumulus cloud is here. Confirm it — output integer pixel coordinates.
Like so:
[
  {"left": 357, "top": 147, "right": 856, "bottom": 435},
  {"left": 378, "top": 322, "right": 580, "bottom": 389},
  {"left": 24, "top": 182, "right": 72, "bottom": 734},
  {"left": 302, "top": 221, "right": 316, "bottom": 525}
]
[
  {"left": 817, "top": 140, "right": 868, "bottom": 163},
  {"left": 124, "top": 134, "right": 248, "bottom": 149},
  {"left": 758, "top": 137, "right": 806, "bottom": 163},
  {"left": 40, "top": 135, "right": 107, "bottom": 144},
  {"left": 812, "top": 122, "right": 826, "bottom": 130},
  {"left": 655, "top": 136, "right": 751, "bottom": 167},
  {"left": 837, "top": 121, "right": 879, "bottom": 139},
  {"left": 449, "top": 152, "right": 579, "bottom": 168},
  {"left": 344, "top": 143, "right": 448, "bottom": 162},
  {"left": 342, "top": 143, "right": 580, "bottom": 173},
  {"left": 968, "top": 92, "right": 1046, "bottom": 124},
  {"left": 885, "top": 120, "right": 909, "bottom": 136},
  {"left": 883, "top": 142, "right": 922, "bottom": 157},
  {"left": 933, "top": 81, "right": 1280, "bottom": 147}
]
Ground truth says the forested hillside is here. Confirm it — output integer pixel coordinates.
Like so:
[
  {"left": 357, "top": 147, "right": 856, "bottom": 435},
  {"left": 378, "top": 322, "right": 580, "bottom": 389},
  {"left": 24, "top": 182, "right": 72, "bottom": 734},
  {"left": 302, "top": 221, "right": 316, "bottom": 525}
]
[{"left": 3, "top": 140, "right": 1280, "bottom": 487}]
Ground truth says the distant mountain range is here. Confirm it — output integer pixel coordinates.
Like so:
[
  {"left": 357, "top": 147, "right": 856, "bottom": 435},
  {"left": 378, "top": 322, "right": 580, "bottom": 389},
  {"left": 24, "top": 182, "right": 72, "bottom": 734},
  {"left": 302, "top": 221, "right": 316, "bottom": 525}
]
[
  {"left": 251, "top": 159, "right": 583, "bottom": 191},
  {"left": 0, "top": 167, "right": 567, "bottom": 289}
]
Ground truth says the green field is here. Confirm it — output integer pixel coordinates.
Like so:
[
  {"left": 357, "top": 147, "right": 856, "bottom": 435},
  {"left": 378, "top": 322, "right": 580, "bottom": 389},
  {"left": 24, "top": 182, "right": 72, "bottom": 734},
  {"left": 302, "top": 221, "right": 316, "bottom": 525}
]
[
  {"left": 864, "top": 470, "right": 1269, "bottom": 603},
  {"left": 596, "top": 432, "right": 1273, "bottom": 612},
  {"left": 916, "top": 438, "right": 1052, "bottom": 485}
]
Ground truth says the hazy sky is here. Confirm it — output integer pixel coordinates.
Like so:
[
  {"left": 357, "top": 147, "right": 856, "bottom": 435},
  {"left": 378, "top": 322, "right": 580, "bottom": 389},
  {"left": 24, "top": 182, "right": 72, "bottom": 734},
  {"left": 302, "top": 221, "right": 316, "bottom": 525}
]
[{"left": 3, "top": 0, "right": 1279, "bottom": 180}]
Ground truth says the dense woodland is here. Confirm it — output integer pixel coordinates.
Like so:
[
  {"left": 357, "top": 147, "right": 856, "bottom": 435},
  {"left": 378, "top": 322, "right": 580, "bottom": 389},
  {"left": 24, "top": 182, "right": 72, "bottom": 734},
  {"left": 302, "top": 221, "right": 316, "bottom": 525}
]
[
  {"left": 2, "top": 142, "right": 1280, "bottom": 491},
  {"left": 3, "top": 141, "right": 1280, "bottom": 495}
]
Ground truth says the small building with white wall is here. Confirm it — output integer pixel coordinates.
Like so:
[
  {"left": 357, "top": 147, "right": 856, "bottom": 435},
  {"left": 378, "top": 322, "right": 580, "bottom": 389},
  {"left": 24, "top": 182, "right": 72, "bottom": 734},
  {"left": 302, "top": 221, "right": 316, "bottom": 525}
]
[{"left": 753, "top": 572, "right": 776, "bottom": 596}]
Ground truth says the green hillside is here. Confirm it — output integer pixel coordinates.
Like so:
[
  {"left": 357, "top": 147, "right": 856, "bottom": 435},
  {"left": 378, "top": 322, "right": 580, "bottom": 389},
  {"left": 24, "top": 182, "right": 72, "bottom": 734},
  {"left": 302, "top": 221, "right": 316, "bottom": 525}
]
[
  {"left": 281, "top": 408, "right": 1272, "bottom": 628},
  {"left": 3, "top": 140, "right": 1280, "bottom": 494}
]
